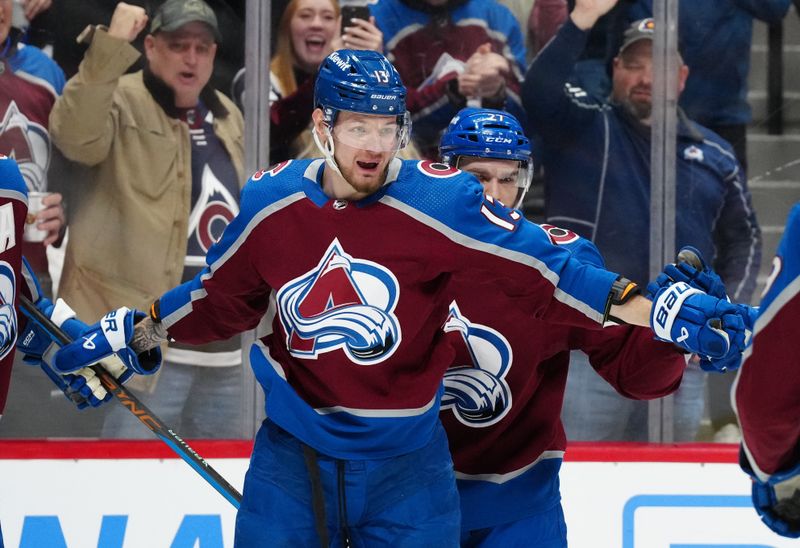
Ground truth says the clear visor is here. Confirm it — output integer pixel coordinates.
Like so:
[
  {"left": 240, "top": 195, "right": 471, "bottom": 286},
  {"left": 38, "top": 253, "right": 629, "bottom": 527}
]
[
  {"left": 329, "top": 117, "right": 409, "bottom": 152},
  {"left": 456, "top": 157, "right": 534, "bottom": 208}
]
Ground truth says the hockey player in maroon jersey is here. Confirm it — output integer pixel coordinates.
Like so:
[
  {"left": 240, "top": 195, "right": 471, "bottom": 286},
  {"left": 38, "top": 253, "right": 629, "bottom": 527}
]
[
  {"left": 735, "top": 202, "right": 800, "bottom": 538},
  {"left": 41, "top": 50, "right": 748, "bottom": 545},
  {"left": 438, "top": 107, "right": 688, "bottom": 546},
  {"left": 0, "top": 155, "right": 27, "bottom": 420}
]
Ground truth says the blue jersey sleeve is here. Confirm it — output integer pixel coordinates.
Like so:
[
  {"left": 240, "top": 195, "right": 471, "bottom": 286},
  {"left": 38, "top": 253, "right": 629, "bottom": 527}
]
[{"left": 387, "top": 162, "right": 619, "bottom": 327}]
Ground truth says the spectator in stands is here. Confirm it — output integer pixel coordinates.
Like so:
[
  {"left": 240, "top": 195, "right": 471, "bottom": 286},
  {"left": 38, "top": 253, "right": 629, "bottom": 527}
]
[
  {"left": 11, "top": 0, "right": 55, "bottom": 52},
  {"left": 523, "top": 0, "right": 762, "bottom": 441},
  {"left": 627, "top": 0, "right": 791, "bottom": 174},
  {"left": 497, "top": 0, "right": 535, "bottom": 61},
  {"left": 232, "top": 0, "right": 388, "bottom": 163},
  {"left": 564, "top": 0, "right": 634, "bottom": 99},
  {"left": 626, "top": 0, "right": 790, "bottom": 444},
  {"left": 0, "top": 0, "right": 65, "bottom": 295},
  {"left": 47, "top": 1, "right": 243, "bottom": 96},
  {"left": 529, "top": 0, "right": 568, "bottom": 55},
  {"left": 49, "top": 0, "right": 245, "bottom": 439},
  {"left": 370, "top": 0, "right": 527, "bottom": 159}
]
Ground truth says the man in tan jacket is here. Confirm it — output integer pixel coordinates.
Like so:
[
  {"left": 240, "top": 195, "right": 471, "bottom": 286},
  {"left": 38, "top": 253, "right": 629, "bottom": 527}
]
[{"left": 49, "top": 0, "right": 245, "bottom": 438}]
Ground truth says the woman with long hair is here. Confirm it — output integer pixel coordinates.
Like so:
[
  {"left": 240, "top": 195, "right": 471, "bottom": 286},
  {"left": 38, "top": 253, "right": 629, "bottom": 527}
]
[{"left": 233, "top": 0, "right": 387, "bottom": 163}]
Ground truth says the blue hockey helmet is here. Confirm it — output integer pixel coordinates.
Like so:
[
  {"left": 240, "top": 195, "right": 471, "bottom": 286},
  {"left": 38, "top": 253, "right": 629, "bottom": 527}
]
[
  {"left": 315, "top": 49, "right": 410, "bottom": 140},
  {"left": 313, "top": 49, "right": 411, "bottom": 172},
  {"left": 440, "top": 107, "right": 533, "bottom": 208}
]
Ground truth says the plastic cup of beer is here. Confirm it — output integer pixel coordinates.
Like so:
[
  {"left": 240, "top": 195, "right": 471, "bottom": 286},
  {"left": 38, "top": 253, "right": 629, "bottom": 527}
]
[{"left": 24, "top": 191, "right": 50, "bottom": 242}]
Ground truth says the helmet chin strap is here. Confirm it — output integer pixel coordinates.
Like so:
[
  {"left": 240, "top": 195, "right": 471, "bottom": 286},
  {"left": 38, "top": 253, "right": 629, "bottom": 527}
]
[{"left": 312, "top": 125, "right": 344, "bottom": 178}]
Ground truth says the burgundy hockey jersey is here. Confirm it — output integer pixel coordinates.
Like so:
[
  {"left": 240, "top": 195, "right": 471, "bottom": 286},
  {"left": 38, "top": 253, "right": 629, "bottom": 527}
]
[
  {"left": 158, "top": 158, "right": 620, "bottom": 459},
  {"left": 736, "top": 202, "right": 800, "bottom": 479},
  {"left": 441, "top": 226, "right": 685, "bottom": 529},
  {"left": 0, "top": 156, "right": 29, "bottom": 418}
]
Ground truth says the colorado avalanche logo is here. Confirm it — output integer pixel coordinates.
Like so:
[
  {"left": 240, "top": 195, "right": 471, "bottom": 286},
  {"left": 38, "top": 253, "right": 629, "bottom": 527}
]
[
  {"left": 277, "top": 239, "right": 401, "bottom": 364},
  {"left": 0, "top": 260, "right": 17, "bottom": 360},
  {"left": 441, "top": 302, "right": 512, "bottom": 427},
  {"left": 0, "top": 101, "right": 50, "bottom": 192}
]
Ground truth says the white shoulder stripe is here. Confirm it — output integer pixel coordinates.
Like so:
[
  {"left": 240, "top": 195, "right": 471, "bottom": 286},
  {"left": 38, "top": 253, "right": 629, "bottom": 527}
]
[
  {"left": 385, "top": 22, "right": 425, "bottom": 55},
  {"left": 315, "top": 394, "right": 438, "bottom": 418},
  {"left": 455, "top": 450, "right": 564, "bottom": 484},
  {"left": 380, "top": 195, "right": 604, "bottom": 323}
]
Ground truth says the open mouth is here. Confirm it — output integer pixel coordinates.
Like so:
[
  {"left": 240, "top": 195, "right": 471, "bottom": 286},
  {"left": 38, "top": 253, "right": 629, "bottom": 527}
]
[
  {"left": 305, "top": 36, "right": 327, "bottom": 52},
  {"left": 178, "top": 71, "right": 196, "bottom": 83},
  {"left": 356, "top": 160, "right": 380, "bottom": 171}
]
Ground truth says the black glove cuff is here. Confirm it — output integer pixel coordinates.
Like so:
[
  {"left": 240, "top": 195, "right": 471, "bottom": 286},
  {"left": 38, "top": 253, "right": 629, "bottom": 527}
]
[
  {"left": 603, "top": 276, "right": 641, "bottom": 324},
  {"left": 150, "top": 300, "right": 162, "bottom": 323}
]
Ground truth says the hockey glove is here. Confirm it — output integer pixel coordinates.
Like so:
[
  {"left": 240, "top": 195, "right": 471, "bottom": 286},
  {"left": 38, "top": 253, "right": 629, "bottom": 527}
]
[
  {"left": 649, "top": 282, "right": 747, "bottom": 359},
  {"left": 18, "top": 297, "right": 113, "bottom": 409},
  {"left": 697, "top": 302, "right": 758, "bottom": 372},
  {"left": 51, "top": 307, "right": 161, "bottom": 377},
  {"left": 742, "top": 451, "right": 800, "bottom": 538},
  {"left": 647, "top": 247, "right": 754, "bottom": 371}
]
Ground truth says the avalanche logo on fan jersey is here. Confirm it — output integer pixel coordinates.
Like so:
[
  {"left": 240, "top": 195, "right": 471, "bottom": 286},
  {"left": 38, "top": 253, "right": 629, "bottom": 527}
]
[
  {"left": 187, "top": 164, "right": 239, "bottom": 258},
  {"left": 0, "top": 100, "right": 50, "bottom": 192},
  {"left": 277, "top": 239, "right": 401, "bottom": 365},
  {"left": 441, "top": 302, "right": 512, "bottom": 427},
  {"left": 0, "top": 260, "right": 17, "bottom": 360}
]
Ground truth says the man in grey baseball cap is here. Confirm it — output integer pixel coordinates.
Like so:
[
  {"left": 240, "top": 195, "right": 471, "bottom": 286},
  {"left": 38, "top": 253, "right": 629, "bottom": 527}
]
[
  {"left": 150, "top": 0, "right": 222, "bottom": 43},
  {"left": 618, "top": 17, "right": 682, "bottom": 59},
  {"left": 49, "top": 0, "right": 244, "bottom": 442}
]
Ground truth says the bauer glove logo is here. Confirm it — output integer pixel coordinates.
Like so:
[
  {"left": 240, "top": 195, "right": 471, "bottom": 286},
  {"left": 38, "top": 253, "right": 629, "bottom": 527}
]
[{"left": 82, "top": 333, "right": 98, "bottom": 350}]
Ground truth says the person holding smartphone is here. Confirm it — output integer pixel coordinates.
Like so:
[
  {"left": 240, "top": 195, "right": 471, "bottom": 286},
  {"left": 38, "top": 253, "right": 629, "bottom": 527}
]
[
  {"left": 231, "top": 0, "right": 383, "bottom": 165},
  {"left": 369, "top": 0, "right": 528, "bottom": 160},
  {"left": 340, "top": 2, "right": 382, "bottom": 51}
]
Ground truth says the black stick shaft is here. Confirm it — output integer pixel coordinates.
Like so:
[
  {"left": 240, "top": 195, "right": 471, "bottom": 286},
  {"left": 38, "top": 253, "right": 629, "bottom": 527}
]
[{"left": 18, "top": 294, "right": 243, "bottom": 509}]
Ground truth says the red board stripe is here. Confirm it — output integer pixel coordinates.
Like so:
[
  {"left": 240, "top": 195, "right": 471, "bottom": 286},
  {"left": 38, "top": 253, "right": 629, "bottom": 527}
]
[
  {"left": 0, "top": 439, "right": 254, "bottom": 459},
  {"left": 565, "top": 442, "right": 739, "bottom": 463},
  {"left": 0, "top": 440, "right": 739, "bottom": 462}
]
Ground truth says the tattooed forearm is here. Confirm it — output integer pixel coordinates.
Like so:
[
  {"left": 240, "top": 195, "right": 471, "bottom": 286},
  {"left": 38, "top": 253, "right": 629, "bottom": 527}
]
[{"left": 131, "top": 316, "right": 169, "bottom": 353}]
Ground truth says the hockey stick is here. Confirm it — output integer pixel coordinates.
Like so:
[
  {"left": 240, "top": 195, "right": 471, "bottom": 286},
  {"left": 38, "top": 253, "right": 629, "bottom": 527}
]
[{"left": 18, "top": 294, "right": 243, "bottom": 509}]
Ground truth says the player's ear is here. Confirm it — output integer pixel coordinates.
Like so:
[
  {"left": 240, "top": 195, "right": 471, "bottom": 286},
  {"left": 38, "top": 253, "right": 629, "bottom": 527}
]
[{"left": 312, "top": 108, "right": 326, "bottom": 138}]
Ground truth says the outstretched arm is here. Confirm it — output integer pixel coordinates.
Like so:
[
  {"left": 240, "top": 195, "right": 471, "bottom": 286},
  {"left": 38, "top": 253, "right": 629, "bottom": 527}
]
[{"left": 130, "top": 313, "right": 169, "bottom": 353}]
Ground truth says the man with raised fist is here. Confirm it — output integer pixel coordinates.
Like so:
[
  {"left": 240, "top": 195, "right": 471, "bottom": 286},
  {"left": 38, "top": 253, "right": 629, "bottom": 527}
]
[{"left": 49, "top": 0, "right": 245, "bottom": 439}]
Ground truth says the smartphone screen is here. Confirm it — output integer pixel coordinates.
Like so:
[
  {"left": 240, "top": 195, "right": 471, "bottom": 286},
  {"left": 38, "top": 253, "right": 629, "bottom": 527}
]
[{"left": 341, "top": 5, "right": 371, "bottom": 35}]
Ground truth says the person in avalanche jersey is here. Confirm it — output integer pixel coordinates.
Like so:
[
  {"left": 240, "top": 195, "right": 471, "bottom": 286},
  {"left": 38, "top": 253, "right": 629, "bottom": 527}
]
[
  {"left": 0, "top": 153, "right": 122, "bottom": 423},
  {"left": 0, "top": 156, "right": 122, "bottom": 548},
  {"left": 735, "top": 202, "right": 800, "bottom": 539},
  {"left": 0, "top": 0, "right": 67, "bottom": 294},
  {"left": 40, "top": 50, "right": 747, "bottom": 546},
  {"left": 437, "top": 107, "right": 687, "bottom": 547},
  {"left": 0, "top": 156, "right": 28, "bottom": 421},
  {"left": 370, "top": 0, "right": 528, "bottom": 159}
]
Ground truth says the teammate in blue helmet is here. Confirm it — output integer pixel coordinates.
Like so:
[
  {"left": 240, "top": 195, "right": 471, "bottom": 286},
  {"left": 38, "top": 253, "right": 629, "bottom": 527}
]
[
  {"left": 440, "top": 107, "right": 533, "bottom": 209},
  {"left": 311, "top": 49, "right": 411, "bottom": 197},
  {"left": 45, "top": 49, "right": 751, "bottom": 548},
  {"left": 437, "top": 110, "right": 748, "bottom": 547}
]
